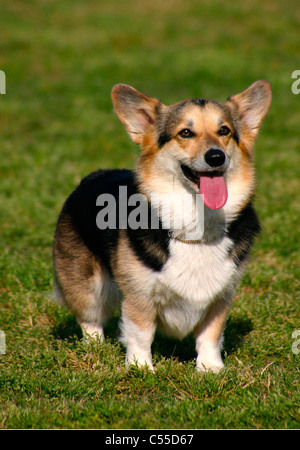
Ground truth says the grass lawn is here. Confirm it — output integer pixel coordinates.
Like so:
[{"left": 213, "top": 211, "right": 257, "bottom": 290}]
[{"left": 0, "top": 0, "right": 299, "bottom": 429}]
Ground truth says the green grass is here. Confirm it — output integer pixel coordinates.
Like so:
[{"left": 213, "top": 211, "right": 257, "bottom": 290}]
[{"left": 0, "top": 0, "right": 299, "bottom": 429}]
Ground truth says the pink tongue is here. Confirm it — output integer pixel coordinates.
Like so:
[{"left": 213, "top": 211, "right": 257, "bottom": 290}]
[{"left": 199, "top": 175, "right": 228, "bottom": 209}]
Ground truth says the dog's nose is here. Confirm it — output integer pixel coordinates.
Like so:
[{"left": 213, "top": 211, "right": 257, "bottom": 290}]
[{"left": 205, "top": 148, "right": 226, "bottom": 167}]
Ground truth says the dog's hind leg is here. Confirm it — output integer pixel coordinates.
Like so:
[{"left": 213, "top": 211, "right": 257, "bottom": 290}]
[
  {"left": 78, "top": 269, "right": 121, "bottom": 342},
  {"left": 54, "top": 263, "right": 109, "bottom": 342},
  {"left": 53, "top": 217, "right": 120, "bottom": 343}
]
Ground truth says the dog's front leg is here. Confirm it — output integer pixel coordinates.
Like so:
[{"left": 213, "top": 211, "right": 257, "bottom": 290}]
[
  {"left": 194, "top": 298, "right": 232, "bottom": 373},
  {"left": 120, "top": 298, "right": 156, "bottom": 371}
]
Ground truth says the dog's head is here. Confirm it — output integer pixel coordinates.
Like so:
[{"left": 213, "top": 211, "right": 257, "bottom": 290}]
[{"left": 112, "top": 81, "right": 271, "bottom": 217}]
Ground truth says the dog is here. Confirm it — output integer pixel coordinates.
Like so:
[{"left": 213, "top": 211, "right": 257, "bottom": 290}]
[{"left": 53, "top": 81, "right": 271, "bottom": 372}]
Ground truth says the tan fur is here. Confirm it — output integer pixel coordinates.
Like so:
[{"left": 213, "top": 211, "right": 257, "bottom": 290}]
[
  {"left": 113, "top": 230, "right": 156, "bottom": 330},
  {"left": 53, "top": 214, "right": 104, "bottom": 321},
  {"left": 135, "top": 99, "right": 255, "bottom": 215},
  {"left": 194, "top": 298, "right": 231, "bottom": 345}
]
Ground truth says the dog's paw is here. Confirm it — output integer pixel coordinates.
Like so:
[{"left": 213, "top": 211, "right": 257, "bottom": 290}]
[
  {"left": 195, "top": 341, "right": 225, "bottom": 374},
  {"left": 125, "top": 352, "right": 155, "bottom": 372},
  {"left": 195, "top": 349, "right": 224, "bottom": 373},
  {"left": 195, "top": 360, "right": 225, "bottom": 374},
  {"left": 80, "top": 322, "right": 105, "bottom": 343}
]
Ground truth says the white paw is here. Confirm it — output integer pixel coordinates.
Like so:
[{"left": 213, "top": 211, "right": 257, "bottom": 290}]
[
  {"left": 125, "top": 352, "right": 154, "bottom": 372},
  {"left": 196, "top": 360, "right": 224, "bottom": 373},
  {"left": 195, "top": 341, "right": 224, "bottom": 373},
  {"left": 80, "top": 322, "right": 105, "bottom": 343}
]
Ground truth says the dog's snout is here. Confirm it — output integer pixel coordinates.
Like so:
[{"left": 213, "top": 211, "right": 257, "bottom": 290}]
[{"left": 205, "top": 148, "right": 226, "bottom": 168}]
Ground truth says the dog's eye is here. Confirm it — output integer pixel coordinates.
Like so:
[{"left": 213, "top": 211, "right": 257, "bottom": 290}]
[
  {"left": 178, "top": 128, "right": 195, "bottom": 138},
  {"left": 218, "top": 126, "right": 231, "bottom": 136}
]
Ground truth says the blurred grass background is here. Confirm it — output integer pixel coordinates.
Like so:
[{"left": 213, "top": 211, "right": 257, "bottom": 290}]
[{"left": 0, "top": 0, "right": 299, "bottom": 429}]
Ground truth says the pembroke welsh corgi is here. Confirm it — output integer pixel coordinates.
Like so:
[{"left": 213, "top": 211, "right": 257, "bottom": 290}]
[{"left": 53, "top": 81, "right": 271, "bottom": 372}]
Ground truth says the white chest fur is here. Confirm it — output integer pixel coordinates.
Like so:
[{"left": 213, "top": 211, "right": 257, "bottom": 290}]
[{"left": 152, "top": 236, "right": 237, "bottom": 339}]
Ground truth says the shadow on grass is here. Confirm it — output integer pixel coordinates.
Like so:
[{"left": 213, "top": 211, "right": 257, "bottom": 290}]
[
  {"left": 152, "top": 333, "right": 196, "bottom": 363},
  {"left": 152, "top": 316, "right": 253, "bottom": 363},
  {"left": 51, "top": 315, "right": 82, "bottom": 342},
  {"left": 223, "top": 316, "right": 253, "bottom": 355},
  {"left": 51, "top": 314, "right": 253, "bottom": 362},
  {"left": 51, "top": 315, "right": 120, "bottom": 342}
]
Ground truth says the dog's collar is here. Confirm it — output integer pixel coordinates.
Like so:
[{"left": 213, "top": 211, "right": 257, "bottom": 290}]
[
  {"left": 168, "top": 231, "right": 202, "bottom": 244},
  {"left": 173, "top": 236, "right": 202, "bottom": 245}
]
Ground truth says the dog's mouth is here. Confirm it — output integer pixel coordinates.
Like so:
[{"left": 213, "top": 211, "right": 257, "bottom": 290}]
[{"left": 180, "top": 164, "right": 228, "bottom": 210}]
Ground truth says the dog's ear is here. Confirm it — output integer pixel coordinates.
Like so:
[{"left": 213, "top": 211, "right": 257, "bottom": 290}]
[
  {"left": 112, "top": 84, "right": 163, "bottom": 145},
  {"left": 227, "top": 80, "right": 272, "bottom": 142}
]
